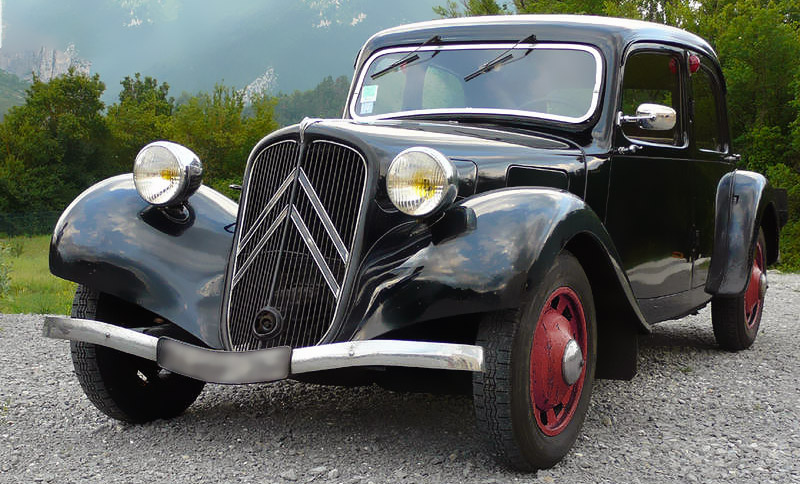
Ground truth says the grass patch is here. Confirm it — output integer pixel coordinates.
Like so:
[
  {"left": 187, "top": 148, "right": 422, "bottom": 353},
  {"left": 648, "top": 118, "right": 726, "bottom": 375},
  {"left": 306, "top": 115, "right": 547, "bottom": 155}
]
[{"left": 0, "top": 235, "right": 75, "bottom": 315}]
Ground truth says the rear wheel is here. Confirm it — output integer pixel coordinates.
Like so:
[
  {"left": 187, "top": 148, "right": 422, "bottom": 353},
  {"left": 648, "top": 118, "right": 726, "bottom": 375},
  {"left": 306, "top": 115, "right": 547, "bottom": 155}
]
[
  {"left": 473, "top": 251, "right": 597, "bottom": 470},
  {"left": 70, "top": 285, "right": 205, "bottom": 423},
  {"left": 711, "top": 228, "right": 767, "bottom": 351}
]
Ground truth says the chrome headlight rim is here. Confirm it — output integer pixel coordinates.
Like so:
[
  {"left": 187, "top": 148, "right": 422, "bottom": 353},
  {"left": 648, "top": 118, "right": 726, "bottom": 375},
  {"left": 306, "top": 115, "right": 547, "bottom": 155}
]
[
  {"left": 133, "top": 141, "right": 203, "bottom": 207},
  {"left": 386, "top": 146, "right": 458, "bottom": 217}
]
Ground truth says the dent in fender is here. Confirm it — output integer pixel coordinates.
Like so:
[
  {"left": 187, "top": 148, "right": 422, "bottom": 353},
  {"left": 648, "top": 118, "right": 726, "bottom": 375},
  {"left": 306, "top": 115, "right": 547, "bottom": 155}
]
[{"left": 342, "top": 187, "right": 650, "bottom": 342}]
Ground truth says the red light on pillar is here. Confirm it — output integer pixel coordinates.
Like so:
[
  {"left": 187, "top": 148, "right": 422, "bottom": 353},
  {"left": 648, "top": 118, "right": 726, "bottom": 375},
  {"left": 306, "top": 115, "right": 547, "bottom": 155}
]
[{"left": 689, "top": 54, "right": 700, "bottom": 74}]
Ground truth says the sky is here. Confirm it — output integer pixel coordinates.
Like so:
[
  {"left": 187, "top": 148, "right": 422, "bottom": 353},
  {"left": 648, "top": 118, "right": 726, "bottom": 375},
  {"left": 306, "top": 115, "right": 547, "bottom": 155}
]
[{"left": 0, "top": 0, "right": 441, "bottom": 101}]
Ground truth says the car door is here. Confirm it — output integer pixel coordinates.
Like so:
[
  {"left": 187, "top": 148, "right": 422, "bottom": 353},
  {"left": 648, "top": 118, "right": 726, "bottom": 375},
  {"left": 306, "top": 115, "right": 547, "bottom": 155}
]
[
  {"left": 605, "top": 45, "right": 694, "bottom": 301},
  {"left": 687, "top": 52, "right": 734, "bottom": 288}
]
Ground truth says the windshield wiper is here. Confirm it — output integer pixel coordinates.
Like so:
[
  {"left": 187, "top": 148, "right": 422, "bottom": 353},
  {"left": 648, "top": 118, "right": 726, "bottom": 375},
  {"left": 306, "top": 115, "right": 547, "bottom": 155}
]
[
  {"left": 464, "top": 34, "right": 537, "bottom": 82},
  {"left": 371, "top": 35, "right": 441, "bottom": 80}
]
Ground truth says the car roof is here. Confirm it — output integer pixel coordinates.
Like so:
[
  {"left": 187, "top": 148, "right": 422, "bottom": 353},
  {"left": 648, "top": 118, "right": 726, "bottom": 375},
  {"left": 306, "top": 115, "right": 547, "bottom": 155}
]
[{"left": 357, "top": 14, "right": 717, "bottom": 65}]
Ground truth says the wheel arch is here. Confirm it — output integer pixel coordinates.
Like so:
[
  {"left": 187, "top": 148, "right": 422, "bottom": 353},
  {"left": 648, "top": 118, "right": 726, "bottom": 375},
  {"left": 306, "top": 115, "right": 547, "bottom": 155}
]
[
  {"left": 564, "top": 232, "right": 644, "bottom": 380},
  {"left": 50, "top": 174, "right": 237, "bottom": 349},
  {"left": 706, "top": 170, "right": 784, "bottom": 296},
  {"left": 345, "top": 187, "right": 650, "bottom": 350}
]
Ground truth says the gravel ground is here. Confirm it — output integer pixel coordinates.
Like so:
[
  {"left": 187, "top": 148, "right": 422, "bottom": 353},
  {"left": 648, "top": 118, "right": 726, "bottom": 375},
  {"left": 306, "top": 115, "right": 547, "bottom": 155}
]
[{"left": 1, "top": 273, "right": 799, "bottom": 484}]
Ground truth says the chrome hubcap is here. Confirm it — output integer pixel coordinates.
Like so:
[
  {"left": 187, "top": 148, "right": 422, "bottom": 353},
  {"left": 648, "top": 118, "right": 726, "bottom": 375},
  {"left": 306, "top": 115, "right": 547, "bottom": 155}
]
[
  {"left": 561, "top": 339, "right": 584, "bottom": 386},
  {"left": 759, "top": 272, "right": 768, "bottom": 299}
]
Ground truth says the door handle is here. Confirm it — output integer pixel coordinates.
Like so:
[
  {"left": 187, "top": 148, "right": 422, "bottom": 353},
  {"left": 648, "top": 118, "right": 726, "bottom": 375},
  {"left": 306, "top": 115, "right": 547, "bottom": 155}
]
[{"left": 724, "top": 154, "right": 741, "bottom": 164}]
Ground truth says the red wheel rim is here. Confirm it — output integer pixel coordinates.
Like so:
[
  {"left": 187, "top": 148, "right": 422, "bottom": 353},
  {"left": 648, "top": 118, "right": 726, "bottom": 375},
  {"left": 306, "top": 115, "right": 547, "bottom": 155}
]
[
  {"left": 744, "top": 240, "right": 765, "bottom": 328},
  {"left": 529, "top": 287, "right": 588, "bottom": 436}
]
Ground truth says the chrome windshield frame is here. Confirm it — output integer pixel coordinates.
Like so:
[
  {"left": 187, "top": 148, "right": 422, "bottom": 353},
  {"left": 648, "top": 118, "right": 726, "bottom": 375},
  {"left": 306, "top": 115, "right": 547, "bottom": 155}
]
[{"left": 349, "top": 43, "right": 604, "bottom": 124}]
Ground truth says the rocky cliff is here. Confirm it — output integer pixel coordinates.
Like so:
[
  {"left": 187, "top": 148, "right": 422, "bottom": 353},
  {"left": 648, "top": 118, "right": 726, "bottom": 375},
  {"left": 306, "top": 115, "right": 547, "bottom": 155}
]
[{"left": 0, "top": 44, "right": 90, "bottom": 82}]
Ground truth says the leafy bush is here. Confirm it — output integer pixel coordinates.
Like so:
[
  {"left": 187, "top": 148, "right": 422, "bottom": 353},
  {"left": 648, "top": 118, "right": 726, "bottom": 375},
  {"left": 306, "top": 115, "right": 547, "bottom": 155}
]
[{"left": 767, "top": 163, "right": 800, "bottom": 271}]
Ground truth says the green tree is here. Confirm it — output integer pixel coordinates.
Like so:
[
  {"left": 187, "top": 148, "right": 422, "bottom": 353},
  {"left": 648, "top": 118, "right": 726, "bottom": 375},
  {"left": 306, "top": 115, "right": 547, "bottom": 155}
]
[
  {"left": 171, "top": 83, "right": 278, "bottom": 199},
  {"left": 0, "top": 68, "right": 110, "bottom": 212},
  {"left": 705, "top": 1, "right": 800, "bottom": 172},
  {"left": 106, "top": 73, "right": 175, "bottom": 172},
  {"left": 273, "top": 75, "right": 351, "bottom": 127},
  {"left": 0, "top": 70, "right": 29, "bottom": 120},
  {"left": 433, "top": 0, "right": 510, "bottom": 17}
]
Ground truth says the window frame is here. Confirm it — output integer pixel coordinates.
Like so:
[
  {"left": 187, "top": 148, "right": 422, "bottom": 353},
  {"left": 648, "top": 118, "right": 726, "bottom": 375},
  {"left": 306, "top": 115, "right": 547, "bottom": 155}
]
[
  {"left": 349, "top": 43, "right": 604, "bottom": 124},
  {"left": 616, "top": 44, "right": 689, "bottom": 151},
  {"left": 689, "top": 52, "right": 730, "bottom": 155}
]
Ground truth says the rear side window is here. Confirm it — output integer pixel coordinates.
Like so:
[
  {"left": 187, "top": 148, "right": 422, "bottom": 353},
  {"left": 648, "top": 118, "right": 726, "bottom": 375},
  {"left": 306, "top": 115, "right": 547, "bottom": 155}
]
[
  {"left": 620, "top": 51, "right": 683, "bottom": 146},
  {"left": 691, "top": 57, "right": 725, "bottom": 152}
]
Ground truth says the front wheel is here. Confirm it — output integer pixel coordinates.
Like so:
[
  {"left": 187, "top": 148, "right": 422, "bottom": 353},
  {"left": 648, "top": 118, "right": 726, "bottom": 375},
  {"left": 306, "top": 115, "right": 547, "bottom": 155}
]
[
  {"left": 70, "top": 285, "right": 205, "bottom": 423},
  {"left": 711, "top": 228, "right": 767, "bottom": 351},
  {"left": 473, "top": 251, "right": 597, "bottom": 470}
]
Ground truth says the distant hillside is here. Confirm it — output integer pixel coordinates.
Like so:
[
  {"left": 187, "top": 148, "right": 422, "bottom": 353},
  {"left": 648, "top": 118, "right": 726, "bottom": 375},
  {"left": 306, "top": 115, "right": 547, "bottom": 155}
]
[
  {"left": 0, "top": 70, "right": 29, "bottom": 119},
  {"left": 1, "top": 0, "right": 440, "bottom": 103},
  {"left": 273, "top": 75, "right": 351, "bottom": 126}
]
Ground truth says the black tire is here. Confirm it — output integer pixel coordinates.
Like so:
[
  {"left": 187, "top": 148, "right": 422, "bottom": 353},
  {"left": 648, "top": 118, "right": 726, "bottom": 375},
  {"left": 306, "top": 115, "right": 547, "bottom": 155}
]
[
  {"left": 70, "top": 285, "right": 205, "bottom": 423},
  {"left": 711, "top": 228, "right": 767, "bottom": 351},
  {"left": 474, "top": 251, "right": 597, "bottom": 471}
]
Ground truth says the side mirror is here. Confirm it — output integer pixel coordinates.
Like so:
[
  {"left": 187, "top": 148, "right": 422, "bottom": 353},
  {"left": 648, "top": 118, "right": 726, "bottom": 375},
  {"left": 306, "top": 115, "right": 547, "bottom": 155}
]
[{"left": 618, "top": 103, "right": 677, "bottom": 131}]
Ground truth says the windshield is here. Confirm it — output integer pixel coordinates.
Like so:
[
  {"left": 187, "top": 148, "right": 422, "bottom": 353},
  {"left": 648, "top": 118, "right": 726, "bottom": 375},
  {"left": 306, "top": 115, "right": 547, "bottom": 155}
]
[{"left": 351, "top": 43, "right": 603, "bottom": 124}]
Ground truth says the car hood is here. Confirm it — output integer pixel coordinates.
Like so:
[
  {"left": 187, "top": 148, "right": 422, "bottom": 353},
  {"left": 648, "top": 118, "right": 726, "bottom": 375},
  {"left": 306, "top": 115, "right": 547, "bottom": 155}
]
[{"left": 267, "top": 119, "right": 586, "bottom": 197}]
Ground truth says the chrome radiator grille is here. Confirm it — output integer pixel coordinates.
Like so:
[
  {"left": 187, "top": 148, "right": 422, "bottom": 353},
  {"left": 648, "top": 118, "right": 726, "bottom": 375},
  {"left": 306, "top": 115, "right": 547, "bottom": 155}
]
[{"left": 227, "top": 139, "right": 367, "bottom": 351}]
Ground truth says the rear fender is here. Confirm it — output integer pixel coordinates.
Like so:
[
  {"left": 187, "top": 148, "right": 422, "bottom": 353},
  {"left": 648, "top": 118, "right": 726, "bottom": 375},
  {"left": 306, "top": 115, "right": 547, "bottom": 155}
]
[
  {"left": 706, "top": 170, "right": 782, "bottom": 296},
  {"left": 50, "top": 174, "right": 237, "bottom": 349}
]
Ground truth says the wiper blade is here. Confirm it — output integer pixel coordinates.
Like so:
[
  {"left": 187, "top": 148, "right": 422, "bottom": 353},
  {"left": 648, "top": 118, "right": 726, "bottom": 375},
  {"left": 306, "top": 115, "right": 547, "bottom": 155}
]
[
  {"left": 464, "top": 33, "right": 537, "bottom": 82},
  {"left": 371, "top": 35, "right": 441, "bottom": 80}
]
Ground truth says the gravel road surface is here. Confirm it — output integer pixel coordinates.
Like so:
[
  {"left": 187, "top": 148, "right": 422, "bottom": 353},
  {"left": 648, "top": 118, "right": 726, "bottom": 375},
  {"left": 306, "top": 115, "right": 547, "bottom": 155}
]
[{"left": 2, "top": 273, "right": 799, "bottom": 484}]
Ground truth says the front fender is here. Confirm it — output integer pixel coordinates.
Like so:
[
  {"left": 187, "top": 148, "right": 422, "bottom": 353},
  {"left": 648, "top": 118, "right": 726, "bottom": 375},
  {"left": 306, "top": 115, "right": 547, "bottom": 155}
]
[
  {"left": 50, "top": 174, "right": 237, "bottom": 349},
  {"left": 706, "top": 170, "right": 782, "bottom": 296},
  {"left": 343, "top": 187, "right": 649, "bottom": 341}
]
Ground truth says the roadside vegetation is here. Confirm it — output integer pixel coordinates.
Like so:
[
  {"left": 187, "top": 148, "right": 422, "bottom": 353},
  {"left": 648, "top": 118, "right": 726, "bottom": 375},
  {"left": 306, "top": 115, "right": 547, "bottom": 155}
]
[{"left": 0, "top": 235, "right": 75, "bottom": 314}]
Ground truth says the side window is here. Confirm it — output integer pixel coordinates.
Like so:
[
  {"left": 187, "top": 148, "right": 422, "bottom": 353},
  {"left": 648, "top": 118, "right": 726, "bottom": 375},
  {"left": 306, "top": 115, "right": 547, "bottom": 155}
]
[
  {"left": 691, "top": 57, "right": 724, "bottom": 152},
  {"left": 620, "top": 51, "right": 683, "bottom": 146}
]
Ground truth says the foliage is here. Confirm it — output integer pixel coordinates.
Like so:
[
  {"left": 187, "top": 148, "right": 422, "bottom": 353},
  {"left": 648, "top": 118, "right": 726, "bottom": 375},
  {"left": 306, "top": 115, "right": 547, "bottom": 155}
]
[
  {"left": 0, "top": 235, "right": 75, "bottom": 314},
  {"left": 0, "top": 70, "right": 29, "bottom": 120},
  {"left": 0, "top": 211, "right": 62, "bottom": 237},
  {"left": 0, "top": 69, "right": 110, "bottom": 213},
  {"left": 433, "top": 0, "right": 511, "bottom": 17},
  {"left": 171, "top": 85, "right": 278, "bottom": 185},
  {"left": 106, "top": 73, "right": 175, "bottom": 171},
  {"left": 767, "top": 163, "right": 800, "bottom": 271},
  {"left": 0, "top": 69, "right": 281, "bottom": 215},
  {"left": 0, "top": 242, "right": 10, "bottom": 301},
  {"left": 273, "top": 76, "right": 351, "bottom": 127}
]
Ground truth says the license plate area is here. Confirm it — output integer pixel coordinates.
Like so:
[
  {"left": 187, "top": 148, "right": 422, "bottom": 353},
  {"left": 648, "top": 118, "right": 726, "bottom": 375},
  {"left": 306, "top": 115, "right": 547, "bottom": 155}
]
[{"left": 157, "top": 338, "right": 291, "bottom": 384}]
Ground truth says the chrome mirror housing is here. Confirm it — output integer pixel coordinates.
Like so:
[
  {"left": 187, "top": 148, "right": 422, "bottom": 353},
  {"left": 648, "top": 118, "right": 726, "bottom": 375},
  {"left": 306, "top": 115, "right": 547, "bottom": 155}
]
[{"left": 617, "top": 103, "right": 677, "bottom": 131}]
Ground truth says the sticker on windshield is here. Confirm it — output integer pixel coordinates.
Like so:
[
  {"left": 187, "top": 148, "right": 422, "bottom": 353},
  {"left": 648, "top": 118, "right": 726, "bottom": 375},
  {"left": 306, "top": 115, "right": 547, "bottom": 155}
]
[
  {"left": 361, "top": 85, "right": 379, "bottom": 103},
  {"left": 360, "top": 102, "right": 374, "bottom": 115}
]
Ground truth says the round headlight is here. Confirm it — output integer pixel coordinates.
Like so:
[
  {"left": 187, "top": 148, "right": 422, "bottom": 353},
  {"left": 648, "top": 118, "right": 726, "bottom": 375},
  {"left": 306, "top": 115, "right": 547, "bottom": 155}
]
[
  {"left": 133, "top": 141, "right": 203, "bottom": 206},
  {"left": 386, "top": 147, "right": 458, "bottom": 216}
]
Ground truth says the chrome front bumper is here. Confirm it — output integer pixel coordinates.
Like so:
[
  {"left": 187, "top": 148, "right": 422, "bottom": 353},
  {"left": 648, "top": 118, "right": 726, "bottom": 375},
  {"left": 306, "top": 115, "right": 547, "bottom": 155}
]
[{"left": 42, "top": 316, "right": 484, "bottom": 384}]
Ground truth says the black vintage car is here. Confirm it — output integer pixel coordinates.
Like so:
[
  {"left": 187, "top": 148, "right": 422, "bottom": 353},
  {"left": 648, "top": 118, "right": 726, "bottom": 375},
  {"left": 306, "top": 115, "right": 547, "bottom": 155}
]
[{"left": 44, "top": 15, "right": 787, "bottom": 470}]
